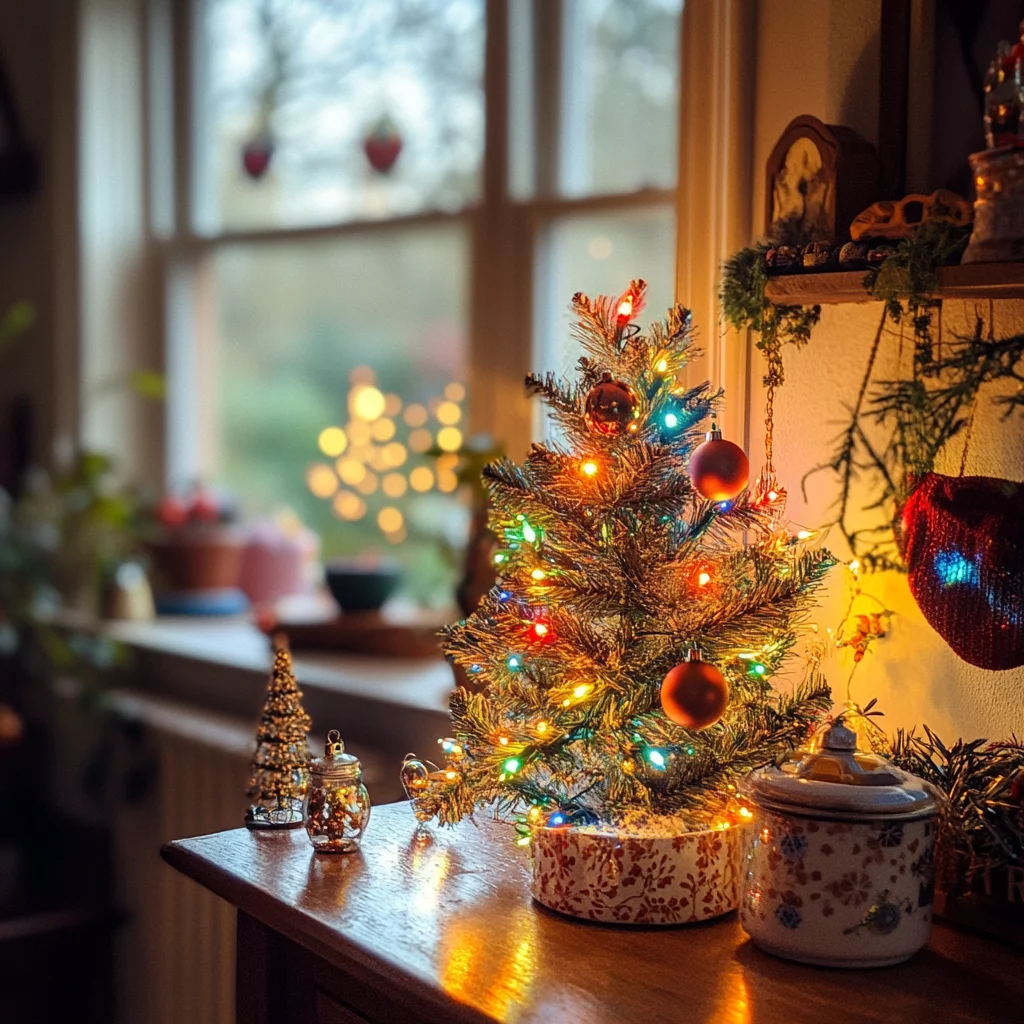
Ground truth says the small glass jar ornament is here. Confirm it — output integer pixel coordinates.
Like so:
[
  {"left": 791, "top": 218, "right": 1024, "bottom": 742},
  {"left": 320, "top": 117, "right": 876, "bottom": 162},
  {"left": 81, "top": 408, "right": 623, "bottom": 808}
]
[
  {"left": 739, "top": 719, "right": 940, "bottom": 968},
  {"left": 303, "top": 730, "right": 371, "bottom": 853}
]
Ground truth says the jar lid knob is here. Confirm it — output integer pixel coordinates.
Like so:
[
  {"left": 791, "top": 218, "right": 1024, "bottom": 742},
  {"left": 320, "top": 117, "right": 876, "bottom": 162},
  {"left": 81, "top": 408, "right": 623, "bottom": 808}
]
[
  {"left": 326, "top": 729, "right": 345, "bottom": 757},
  {"left": 820, "top": 719, "right": 858, "bottom": 751}
]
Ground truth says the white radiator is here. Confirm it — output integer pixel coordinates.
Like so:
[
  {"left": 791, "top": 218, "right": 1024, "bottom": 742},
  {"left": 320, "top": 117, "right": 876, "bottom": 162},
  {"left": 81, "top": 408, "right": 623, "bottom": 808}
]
[{"left": 111, "top": 694, "right": 252, "bottom": 1024}]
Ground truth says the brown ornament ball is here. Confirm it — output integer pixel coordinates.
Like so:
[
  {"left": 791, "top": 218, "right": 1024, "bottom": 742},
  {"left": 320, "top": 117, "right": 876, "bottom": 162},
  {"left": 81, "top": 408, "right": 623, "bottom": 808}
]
[
  {"left": 660, "top": 652, "right": 729, "bottom": 730},
  {"left": 689, "top": 428, "right": 749, "bottom": 501},
  {"left": 584, "top": 372, "right": 639, "bottom": 436}
]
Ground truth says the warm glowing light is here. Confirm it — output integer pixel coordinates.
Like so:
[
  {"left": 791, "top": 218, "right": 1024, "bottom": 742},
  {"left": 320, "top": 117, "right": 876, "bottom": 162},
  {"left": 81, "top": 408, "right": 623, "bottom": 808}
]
[
  {"left": 437, "top": 426, "right": 463, "bottom": 451},
  {"left": 409, "top": 428, "right": 433, "bottom": 452},
  {"left": 516, "top": 835, "right": 531, "bottom": 847},
  {"left": 797, "top": 529, "right": 812, "bottom": 540},
  {"left": 849, "top": 558, "right": 861, "bottom": 574},
  {"left": 572, "top": 683, "right": 591, "bottom": 699},
  {"left": 306, "top": 464, "right": 339, "bottom": 498},
  {"left": 382, "top": 472, "right": 407, "bottom": 498},
  {"left": 346, "top": 420, "right": 371, "bottom": 445},
  {"left": 355, "top": 471, "right": 379, "bottom": 495},
  {"left": 617, "top": 296, "right": 633, "bottom": 320},
  {"left": 561, "top": 698, "right": 571, "bottom": 706},
  {"left": 404, "top": 403, "right": 428, "bottom": 427},
  {"left": 531, "top": 568, "right": 546, "bottom": 581},
  {"left": 438, "top": 470, "right": 459, "bottom": 493},
  {"left": 528, "top": 805, "right": 542, "bottom": 820},
  {"left": 498, "top": 736, "right": 509, "bottom": 745},
  {"left": 445, "top": 770, "right": 457, "bottom": 781},
  {"left": 532, "top": 622, "right": 549, "bottom": 638},
  {"left": 493, "top": 552, "right": 507, "bottom": 564},
  {"left": 655, "top": 358, "right": 668, "bottom": 373},
  {"left": 739, "top": 806, "right": 753, "bottom": 820},
  {"left": 318, "top": 426, "right": 347, "bottom": 457},
  {"left": 698, "top": 572, "right": 711, "bottom": 587},
  {"left": 581, "top": 460, "right": 599, "bottom": 477},
  {"left": 350, "top": 384, "right": 386, "bottom": 421},
  {"left": 444, "top": 381, "right": 466, "bottom": 402},
  {"left": 382, "top": 441, "right": 408, "bottom": 467},
  {"left": 664, "top": 413, "right": 678, "bottom": 428},
  {"left": 436, "top": 401, "right": 462, "bottom": 425},
  {"left": 377, "top": 507, "right": 404, "bottom": 533},
  {"left": 332, "top": 491, "right": 367, "bottom": 521},
  {"left": 767, "top": 490, "right": 779, "bottom": 501},
  {"left": 536, "top": 721, "right": 548, "bottom": 734},
  {"left": 384, "top": 393, "right": 403, "bottom": 416},
  {"left": 409, "top": 466, "right": 434, "bottom": 492},
  {"left": 337, "top": 458, "right": 367, "bottom": 485},
  {"left": 623, "top": 760, "right": 634, "bottom": 773},
  {"left": 371, "top": 418, "right": 396, "bottom": 441}
]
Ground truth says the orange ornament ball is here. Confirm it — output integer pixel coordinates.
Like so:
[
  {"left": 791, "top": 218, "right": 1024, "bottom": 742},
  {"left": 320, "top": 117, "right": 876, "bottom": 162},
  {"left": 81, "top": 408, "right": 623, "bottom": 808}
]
[
  {"left": 660, "top": 651, "right": 729, "bottom": 730},
  {"left": 689, "top": 427, "right": 749, "bottom": 501}
]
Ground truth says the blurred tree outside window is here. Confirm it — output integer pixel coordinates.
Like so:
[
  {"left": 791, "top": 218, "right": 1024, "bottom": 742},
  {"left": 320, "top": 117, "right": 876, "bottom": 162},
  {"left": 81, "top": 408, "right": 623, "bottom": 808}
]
[{"left": 170, "top": 0, "right": 683, "bottom": 605}]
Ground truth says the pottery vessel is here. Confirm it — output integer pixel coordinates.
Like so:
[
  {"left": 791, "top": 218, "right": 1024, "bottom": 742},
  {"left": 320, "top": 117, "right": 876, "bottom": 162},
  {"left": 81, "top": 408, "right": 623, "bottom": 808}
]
[
  {"left": 531, "top": 822, "right": 740, "bottom": 925},
  {"left": 740, "top": 720, "right": 939, "bottom": 967}
]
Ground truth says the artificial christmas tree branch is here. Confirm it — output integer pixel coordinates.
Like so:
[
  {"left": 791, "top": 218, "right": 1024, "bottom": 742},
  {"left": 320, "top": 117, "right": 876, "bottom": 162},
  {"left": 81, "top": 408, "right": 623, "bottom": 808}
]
[{"left": 423, "top": 281, "right": 835, "bottom": 835}]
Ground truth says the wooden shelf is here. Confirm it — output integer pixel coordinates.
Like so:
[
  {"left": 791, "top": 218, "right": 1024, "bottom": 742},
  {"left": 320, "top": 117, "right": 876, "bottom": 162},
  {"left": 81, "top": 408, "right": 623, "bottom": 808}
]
[{"left": 763, "top": 261, "right": 1024, "bottom": 305}]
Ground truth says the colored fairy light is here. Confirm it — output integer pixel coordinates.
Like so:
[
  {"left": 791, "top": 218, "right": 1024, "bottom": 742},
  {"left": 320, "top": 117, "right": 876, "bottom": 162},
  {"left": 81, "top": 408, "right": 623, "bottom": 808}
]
[
  {"left": 497, "top": 590, "right": 511, "bottom": 601},
  {"left": 531, "top": 568, "right": 546, "bottom": 581},
  {"left": 493, "top": 552, "right": 507, "bottom": 564},
  {"left": 546, "top": 812, "right": 567, "bottom": 827},
  {"left": 528, "top": 805, "right": 542, "bottom": 821},
  {"left": 616, "top": 296, "right": 633, "bottom": 321},
  {"left": 664, "top": 412, "right": 678, "bottom": 428},
  {"left": 499, "top": 736, "right": 509, "bottom": 745},
  {"left": 719, "top": 500, "right": 732, "bottom": 511},
  {"left": 536, "top": 721, "right": 548, "bottom": 733},
  {"left": 469, "top": 664, "right": 481, "bottom": 674},
  {"left": 445, "top": 770, "right": 457, "bottom": 781},
  {"left": 532, "top": 622, "right": 550, "bottom": 639},
  {"left": 318, "top": 426, "right": 347, "bottom": 457},
  {"left": 581, "top": 460, "right": 599, "bottom": 477},
  {"left": 655, "top": 358, "right": 668, "bottom": 373},
  {"left": 503, "top": 758, "right": 520, "bottom": 773},
  {"left": 522, "top": 521, "right": 537, "bottom": 543},
  {"left": 572, "top": 683, "right": 591, "bottom": 699},
  {"left": 698, "top": 572, "right": 711, "bottom": 587},
  {"left": 647, "top": 749, "right": 666, "bottom": 769},
  {"left": 848, "top": 558, "right": 861, "bottom": 575},
  {"left": 768, "top": 490, "right": 779, "bottom": 501},
  {"left": 507, "top": 655, "right": 522, "bottom": 670},
  {"left": 751, "top": 663, "right": 767, "bottom": 675},
  {"left": 797, "top": 529, "right": 812, "bottom": 540},
  {"left": 516, "top": 835, "right": 531, "bottom": 846},
  {"left": 739, "top": 806, "right": 753, "bottom": 820}
]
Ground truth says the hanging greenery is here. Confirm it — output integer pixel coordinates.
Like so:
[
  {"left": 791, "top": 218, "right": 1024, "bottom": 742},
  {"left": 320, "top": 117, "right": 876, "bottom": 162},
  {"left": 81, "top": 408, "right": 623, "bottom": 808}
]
[{"left": 720, "top": 225, "right": 1024, "bottom": 570}]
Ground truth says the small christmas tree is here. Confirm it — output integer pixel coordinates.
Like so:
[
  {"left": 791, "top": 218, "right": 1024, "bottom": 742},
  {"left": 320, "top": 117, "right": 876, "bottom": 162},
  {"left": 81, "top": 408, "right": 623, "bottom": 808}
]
[
  {"left": 418, "top": 281, "right": 835, "bottom": 834},
  {"left": 245, "top": 643, "right": 312, "bottom": 829}
]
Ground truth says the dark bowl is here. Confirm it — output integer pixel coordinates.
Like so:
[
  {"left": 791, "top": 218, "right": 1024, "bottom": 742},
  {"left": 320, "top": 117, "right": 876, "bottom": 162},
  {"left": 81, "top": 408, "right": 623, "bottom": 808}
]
[{"left": 325, "top": 559, "right": 401, "bottom": 613}]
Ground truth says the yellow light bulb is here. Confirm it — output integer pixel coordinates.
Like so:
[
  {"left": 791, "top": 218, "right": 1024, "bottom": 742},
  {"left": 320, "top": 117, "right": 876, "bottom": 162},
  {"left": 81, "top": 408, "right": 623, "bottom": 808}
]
[
  {"left": 437, "top": 470, "right": 459, "bottom": 493},
  {"left": 409, "top": 466, "right": 434, "bottom": 492},
  {"left": 377, "top": 506, "right": 404, "bottom": 533},
  {"left": 797, "top": 529, "right": 812, "bottom": 540},
  {"left": 536, "top": 721, "right": 548, "bottom": 734},
  {"left": 435, "top": 401, "right": 462, "bottom": 425},
  {"left": 437, "top": 426, "right": 463, "bottom": 452},
  {"left": 371, "top": 418, "right": 396, "bottom": 442},
  {"left": 581, "top": 460, "right": 598, "bottom": 477},
  {"left": 382, "top": 442, "right": 408, "bottom": 467},
  {"left": 306, "top": 464, "right": 339, "bottom": 499},
  {"left": 332, "top": 491, "right": 367, "bottom": 521},
  {"left": 445, "top": 770, "right": 457, "bottom": 781},
  {"left": 499, "top": 736, "right": 509, "bottom": 745},
  {"left": 382, "top": 472, "right": 407, "bottom": 498},
  {"left": 531, "top": 568, "right": 546, "bottom": 581},
  {"left": 572, "top": 684, "right": 590, "bottom": 699},
  {"left": 318, "top": 426, "right": 347, "bottom": 457},
  {"left": 337, "top": 458, "right": 367, "bottom": 486},
  {"left": 698, "top": 572, "right": 711, "bottom": 587},
  {"left": 350, "top": 385, "right": 386, "bottom": 422},
  {"left": 617, "top": 297, "right": 633, "bottom": 318},
  {"left": 655, "top": 358, "right": 668, "bottom": 373}
]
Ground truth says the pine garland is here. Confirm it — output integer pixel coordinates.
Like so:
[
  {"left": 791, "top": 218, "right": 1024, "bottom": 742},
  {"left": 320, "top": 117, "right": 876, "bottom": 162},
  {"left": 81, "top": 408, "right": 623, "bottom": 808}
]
[{"left": 418, "top": 281, "right": 836, "bottom": 834}]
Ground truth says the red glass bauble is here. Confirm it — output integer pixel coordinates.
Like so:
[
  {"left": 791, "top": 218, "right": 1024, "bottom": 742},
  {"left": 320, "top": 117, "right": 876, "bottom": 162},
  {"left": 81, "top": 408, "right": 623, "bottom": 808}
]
[
  {"left": 584, "top": 372, "right": 639, "bottom": 436},
  {"left": 364, "top": 118, "right": 403, "bottom": 174},
  {"left": 660, "top": 651, "right": 729, "bottom": 730},
  {"left": 901, "top": 472, "right": 1024, "bottom": 670},
  {"left": 242, "top": 135, "right": 274, "bottom": 180},
  {"left": 689, "top": 428, "right": 749, "bottom": 501}
]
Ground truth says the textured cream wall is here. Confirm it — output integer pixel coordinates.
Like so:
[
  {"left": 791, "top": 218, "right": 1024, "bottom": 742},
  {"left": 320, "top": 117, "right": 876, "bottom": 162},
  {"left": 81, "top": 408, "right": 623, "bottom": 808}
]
[{"left": 748, "top": 1, "right": 1024, "bottom": 740}]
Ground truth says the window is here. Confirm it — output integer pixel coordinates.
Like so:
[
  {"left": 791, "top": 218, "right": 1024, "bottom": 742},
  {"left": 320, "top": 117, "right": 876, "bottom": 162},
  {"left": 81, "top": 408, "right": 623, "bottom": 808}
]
[{"left": 161, "top": 0, "right": 682, "bottom": 604}]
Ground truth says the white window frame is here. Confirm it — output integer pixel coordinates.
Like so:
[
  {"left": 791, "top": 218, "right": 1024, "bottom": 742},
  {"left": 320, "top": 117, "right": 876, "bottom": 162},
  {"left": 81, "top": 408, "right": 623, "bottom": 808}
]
[{"left": 145, "top": 0, "right": 679, "bottom": 487}]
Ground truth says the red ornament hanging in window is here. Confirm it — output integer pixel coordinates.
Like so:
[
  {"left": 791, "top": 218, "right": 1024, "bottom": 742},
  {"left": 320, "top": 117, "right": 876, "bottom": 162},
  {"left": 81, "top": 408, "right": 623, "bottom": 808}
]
[
  {"left": 364, "top": 116, "right": 403, "bottom": 174},
  {"left": 242, "top": 133, "right": 274, "bottom": 181}
]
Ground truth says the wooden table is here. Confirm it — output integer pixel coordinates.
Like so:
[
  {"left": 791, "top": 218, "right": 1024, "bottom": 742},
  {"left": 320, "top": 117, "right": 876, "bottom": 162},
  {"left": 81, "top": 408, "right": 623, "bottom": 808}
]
[{"left": 163, "top": 802, "right": 1022, "bottom": 1024}]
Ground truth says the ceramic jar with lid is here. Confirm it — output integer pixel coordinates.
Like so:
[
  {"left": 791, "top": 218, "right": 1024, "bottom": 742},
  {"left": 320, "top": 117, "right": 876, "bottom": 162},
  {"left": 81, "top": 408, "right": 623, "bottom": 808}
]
[
  {"left": 303, "top": 730, "right": 371, "bottom": 853},
  {"left": 740, "top": 719, "right": 940, "bottom": 967}
]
